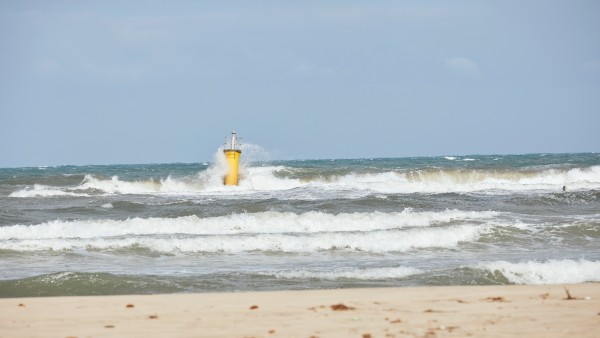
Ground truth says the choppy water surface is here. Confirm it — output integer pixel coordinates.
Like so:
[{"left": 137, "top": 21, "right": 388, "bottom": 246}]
[{"left": 1, "top": 153, "right": 599, "bottom": 297}]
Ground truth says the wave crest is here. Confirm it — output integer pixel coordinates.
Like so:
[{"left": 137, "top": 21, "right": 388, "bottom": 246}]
[
  {"left": 0, "top": 209, "right": 493, "bottom": 253},
  {"left": 0, "top": 209, "right": 497, "bottom": 240},
  {"left": 477, "top": 259, "right": 600, "bottom": 284},
  {"left": 9, "top": 165, "right": 600, "bottom": 197}
]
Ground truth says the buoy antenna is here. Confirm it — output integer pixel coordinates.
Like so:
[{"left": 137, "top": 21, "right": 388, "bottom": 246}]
[{"left": 225, "top": 131, "right": 240, "bottom": 151}]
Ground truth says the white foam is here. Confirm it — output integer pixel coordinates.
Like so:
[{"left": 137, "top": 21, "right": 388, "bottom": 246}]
[
  {"left": 0, "top": 209, "right": 491, "bottom": 253},
  {"left": 0, "top": 209, "right": 497, "bottom": 240},
  {"left": 478, "top": 259, "right": 600, "bottom": 284},
  {"left": 237, "top": 166, "right": 303, "bottom": 191},
  {"left": 0, "top": 224, "right": 484, "bottom": 253},
  {"left": 263, "top": 266, "right": 423, "bottom": 280}
]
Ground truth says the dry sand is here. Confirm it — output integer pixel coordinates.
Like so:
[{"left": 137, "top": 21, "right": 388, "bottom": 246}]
[{"left": 1, "top": 284, "right": 599, "bottom": 337}]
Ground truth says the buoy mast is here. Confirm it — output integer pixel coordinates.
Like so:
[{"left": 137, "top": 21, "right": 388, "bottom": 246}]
[{"left": 223, "top": 131, "right": 242, "bottom": 186}]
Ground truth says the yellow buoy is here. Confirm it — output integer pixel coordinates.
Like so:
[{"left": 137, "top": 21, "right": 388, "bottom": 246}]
[{"left": 223, "top": 131, "right": 241, "bottom": 186}]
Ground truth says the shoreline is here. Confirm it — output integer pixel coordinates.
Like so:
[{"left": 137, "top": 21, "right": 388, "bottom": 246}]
[{"left": 1, "top": 283, "right": 598, "bottom": 337}]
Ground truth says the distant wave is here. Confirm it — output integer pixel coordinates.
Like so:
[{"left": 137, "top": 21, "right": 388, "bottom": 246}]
[
  {"left": 329, "top": 165, "right": 600, "bottom": 194},
  {"left": 9, "top": 184, "right": 88, "bottom": 198},
  {"left": 8, "top": 165, "right": 600, "bottom": 197}
]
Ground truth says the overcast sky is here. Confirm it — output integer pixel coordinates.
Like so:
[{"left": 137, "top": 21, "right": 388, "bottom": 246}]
[{"left": 1, "top": 0, "right": 599, "bottom": 167}]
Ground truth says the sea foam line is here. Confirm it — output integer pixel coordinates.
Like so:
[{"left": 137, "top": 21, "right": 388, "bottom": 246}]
[{"left": 261, "top": 266, "right": 423, "bottom": 280}]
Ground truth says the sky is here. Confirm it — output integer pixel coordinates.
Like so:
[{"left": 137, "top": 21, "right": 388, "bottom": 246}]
[{"left": 1, "top": 0, "right": 599, "bottom": 167}]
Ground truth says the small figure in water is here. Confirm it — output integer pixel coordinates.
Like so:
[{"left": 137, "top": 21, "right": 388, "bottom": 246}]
[{"left": 562, "top": 185, "right": 566, "bottom": 192}]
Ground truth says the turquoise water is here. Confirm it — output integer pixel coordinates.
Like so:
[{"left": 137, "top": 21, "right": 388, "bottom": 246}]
[{"left": 1, "top": 153, "right": 599, "bottom": 297}]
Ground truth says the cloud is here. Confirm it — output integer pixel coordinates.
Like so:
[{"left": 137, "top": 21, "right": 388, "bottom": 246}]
[
  {"left": 110, "top": 16, "right": 171, "bottom": 42},
  {"left": 292, "top": 59, "right": 335, "bottom": 78},
  {"left": 316, "top": 5, "right": 450, "bottom": 24},
  {"left": 580, "top": 60, "right": 600, "bottom": 73},
  {"left": 445, "top": 57, "right": 483, "bottom": 79},
  {"left": 82, "top": 62, "right": 148, "bottom": 83},
  {"left": 34, "top": 59, "right": 61, "bottom": 74}
]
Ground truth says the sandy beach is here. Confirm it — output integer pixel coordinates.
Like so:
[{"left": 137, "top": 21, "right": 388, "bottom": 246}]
[{"left": 1, "top": 283, "right": 598, "bottom": 337}]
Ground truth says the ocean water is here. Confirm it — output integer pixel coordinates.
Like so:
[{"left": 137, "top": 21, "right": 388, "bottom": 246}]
[{"left": 1, "top": 152, "right": 599, "bottom": 297}]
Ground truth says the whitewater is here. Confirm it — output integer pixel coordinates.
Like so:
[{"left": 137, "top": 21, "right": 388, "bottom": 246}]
[{"left": 1, "top": 152, "right": 599, "bottom": 297}]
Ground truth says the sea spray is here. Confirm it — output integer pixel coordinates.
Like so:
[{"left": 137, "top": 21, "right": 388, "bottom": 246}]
[{"left": 194, "top": 147, "right": 231, "bottom": 189}]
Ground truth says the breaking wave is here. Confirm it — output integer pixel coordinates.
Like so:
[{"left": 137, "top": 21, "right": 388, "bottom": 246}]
[
  {"left": 9, "top": 165, "right": 600, "bottom": 197},
  {"left": 0, "top": 225, "right": 483, "bottom": 253},
  {"left": 0, "top": 209, "right": 493, "bottom": 253},
  {"left": 476, "top": 259, "right": 600, "bottom": 284},
  {"left": 0, "top": 209, "right": 497, "bottom": 239}
]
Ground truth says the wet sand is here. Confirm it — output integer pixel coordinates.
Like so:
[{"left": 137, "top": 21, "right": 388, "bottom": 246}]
[{"left": 1, "top": 284, "right": 599, "bottom": 337}]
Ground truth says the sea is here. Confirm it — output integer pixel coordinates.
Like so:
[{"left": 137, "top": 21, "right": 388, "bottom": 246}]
[{"left": 1, "top": 151, "right": 599, "bottom": 297}]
